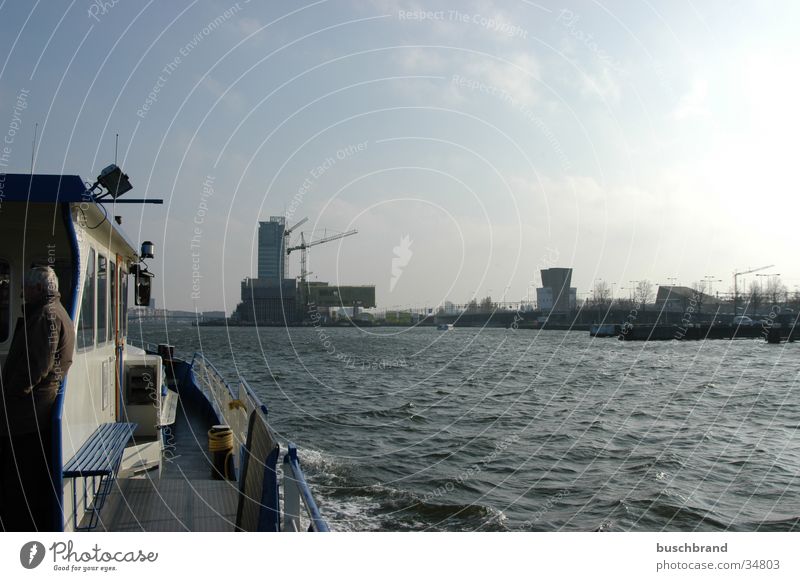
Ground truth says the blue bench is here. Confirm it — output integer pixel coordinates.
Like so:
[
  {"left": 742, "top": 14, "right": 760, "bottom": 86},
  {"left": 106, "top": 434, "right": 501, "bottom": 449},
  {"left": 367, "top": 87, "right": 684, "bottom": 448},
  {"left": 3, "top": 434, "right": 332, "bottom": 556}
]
[{"left": 63, "top": 422, "right": 137, "bottom": 530}]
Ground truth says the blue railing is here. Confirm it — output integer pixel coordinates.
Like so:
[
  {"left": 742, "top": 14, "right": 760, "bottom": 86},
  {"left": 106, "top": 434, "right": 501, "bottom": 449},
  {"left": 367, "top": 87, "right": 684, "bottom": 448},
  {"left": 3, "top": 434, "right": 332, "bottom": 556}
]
[
  {"left": 185, "top": 350, "right": 329, "bottom": 532},
  {"left": 283, "top": 445, "right": 330, "bottom": 532}
]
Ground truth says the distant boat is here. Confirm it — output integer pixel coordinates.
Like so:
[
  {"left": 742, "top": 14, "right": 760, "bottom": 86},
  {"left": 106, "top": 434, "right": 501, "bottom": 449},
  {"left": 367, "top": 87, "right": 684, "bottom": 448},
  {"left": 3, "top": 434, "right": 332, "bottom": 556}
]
[
  {"left": 590, "top": 323, "right": 621, "bottom": 337},
  {"left": 437, "top": 323, "right": 454, "bottom": 331}
]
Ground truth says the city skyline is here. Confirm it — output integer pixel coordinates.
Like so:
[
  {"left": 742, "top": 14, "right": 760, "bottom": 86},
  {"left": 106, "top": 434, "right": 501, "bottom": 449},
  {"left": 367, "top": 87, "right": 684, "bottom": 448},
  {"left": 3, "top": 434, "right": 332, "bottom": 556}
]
[{"left": 1, "top": 1, "right": 798, "bottom": 313}]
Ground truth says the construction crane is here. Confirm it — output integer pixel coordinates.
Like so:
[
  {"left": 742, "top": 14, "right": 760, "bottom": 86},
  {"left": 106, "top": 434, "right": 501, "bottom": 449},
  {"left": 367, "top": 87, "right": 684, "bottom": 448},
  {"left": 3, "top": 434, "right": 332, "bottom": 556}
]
[
  {"left": 286, "top": 228, "right": 357, "bottom": 307},
  {"left": 733, "top": 264, "right": 774, "bottom": 314},
  {"left": 282, "top": 217, "right": 307, "bottom": 278}
]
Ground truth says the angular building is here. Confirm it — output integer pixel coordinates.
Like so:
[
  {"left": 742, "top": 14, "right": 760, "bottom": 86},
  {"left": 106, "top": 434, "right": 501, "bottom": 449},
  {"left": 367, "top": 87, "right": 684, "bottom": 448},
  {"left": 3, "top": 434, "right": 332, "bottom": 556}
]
[
  {"left": 538, "top": 268, "right": 575, "bottom": 314},
  {"left": 257, "top": 217, "right": 285, "bottom": 284}
]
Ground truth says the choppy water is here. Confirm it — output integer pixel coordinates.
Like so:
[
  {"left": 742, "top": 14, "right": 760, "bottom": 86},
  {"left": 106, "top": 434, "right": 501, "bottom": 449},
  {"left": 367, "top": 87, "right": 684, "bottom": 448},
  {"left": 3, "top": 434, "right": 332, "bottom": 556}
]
[{"left": 133, "top": 321, "right": 800, "bottom": 532}]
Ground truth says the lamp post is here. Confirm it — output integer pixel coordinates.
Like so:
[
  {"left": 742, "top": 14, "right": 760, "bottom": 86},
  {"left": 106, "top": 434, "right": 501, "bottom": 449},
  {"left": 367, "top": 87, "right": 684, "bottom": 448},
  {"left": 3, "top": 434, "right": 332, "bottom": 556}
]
[
  {"left": 629, "top": 281, "right": 640, "bottom": 304},
  {"left": 757, "top": 273, "right": 781, "bottom": 307},
  {"left": 703, "top": 276, "right": 722, "bottom": 297}
]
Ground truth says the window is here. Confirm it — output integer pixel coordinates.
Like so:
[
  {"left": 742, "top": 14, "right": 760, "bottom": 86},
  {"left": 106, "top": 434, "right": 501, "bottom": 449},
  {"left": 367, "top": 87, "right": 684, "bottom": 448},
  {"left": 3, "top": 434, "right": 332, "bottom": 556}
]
[
  {"left": 0, "top": 260, "right": 10, "bottom": 343},
  {"left": 97, "top": 254, "right": 107, "bottom": 343},
  {"left": 77, "top": 249, "right": 95, "bottom": 349},
  {"left": 109, "top": 260, "right": 116, "bottom": 343},
  {"left": 121, "top": 269, "right": 128, "bottom": 337}
]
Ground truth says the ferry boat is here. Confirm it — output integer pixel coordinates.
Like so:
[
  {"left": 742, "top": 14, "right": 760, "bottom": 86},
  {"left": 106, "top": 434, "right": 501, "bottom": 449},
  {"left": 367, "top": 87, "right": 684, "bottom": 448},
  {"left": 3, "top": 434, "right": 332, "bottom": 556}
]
[{"left": 0, "top": 169, "right": 328, "bottom": 532}]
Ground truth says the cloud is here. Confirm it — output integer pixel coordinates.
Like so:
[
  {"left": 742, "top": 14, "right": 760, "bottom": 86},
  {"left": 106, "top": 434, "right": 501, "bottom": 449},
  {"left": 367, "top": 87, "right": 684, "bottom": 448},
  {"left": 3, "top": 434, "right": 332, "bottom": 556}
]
[
  {"left": 389, "top": 49, "right": 542, "bottom": 109},
  {"left": 463, "top": 51, "right": 541, "bottom": 106},
  {"left": 580, "top": 66, "right": 622, "bottom": 103},
  {"left": 673, "top": 78, "right": 709, "bottom": 120},
  {"left": 393, "top": 47, "right": 450, "bottom": 73},
  {"left": 199, "top": 75, "right": 246, "bottom": 113},
  {"left": 237, "top": 16, "right": 263, "bottom": 38}
]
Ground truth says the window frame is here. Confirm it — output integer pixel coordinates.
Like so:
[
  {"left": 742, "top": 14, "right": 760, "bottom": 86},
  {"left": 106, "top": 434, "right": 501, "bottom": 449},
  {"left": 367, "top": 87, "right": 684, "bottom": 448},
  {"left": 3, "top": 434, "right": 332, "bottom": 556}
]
[
  {"left": 120, "top": 268, "right": 128, "bottom": 338},
  {"left": 97, "top": 253, "right": 108, "bottom": 344},
  {"left": 109, "top": 259, "right": 116, "bottom": 344},
  {"left": 77, "top": 247, "right": 96, "bottom": 351}
]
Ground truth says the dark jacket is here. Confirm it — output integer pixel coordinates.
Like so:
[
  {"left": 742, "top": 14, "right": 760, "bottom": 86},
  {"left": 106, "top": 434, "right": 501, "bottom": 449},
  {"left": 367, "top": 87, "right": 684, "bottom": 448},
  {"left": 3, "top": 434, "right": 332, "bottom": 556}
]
[{"left": 0, "top": 294, "right": 75, "bottom": 436}]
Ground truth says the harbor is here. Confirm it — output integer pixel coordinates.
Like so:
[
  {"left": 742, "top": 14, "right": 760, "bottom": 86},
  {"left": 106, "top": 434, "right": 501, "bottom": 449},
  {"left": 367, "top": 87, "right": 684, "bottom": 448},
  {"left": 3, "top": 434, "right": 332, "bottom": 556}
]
[
  {"left": 2, "top": 0, "right": 799, "bottom": 576},
  {"left": 133, "top": 319, "right": 800, "bottom": 533}
]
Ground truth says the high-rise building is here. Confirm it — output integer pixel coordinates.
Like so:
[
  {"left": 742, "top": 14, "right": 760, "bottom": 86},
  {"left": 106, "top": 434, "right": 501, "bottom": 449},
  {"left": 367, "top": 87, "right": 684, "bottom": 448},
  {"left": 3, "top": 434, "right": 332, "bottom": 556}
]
[{"left": 257, "top": 216, "right": 285, "bottom": 284}]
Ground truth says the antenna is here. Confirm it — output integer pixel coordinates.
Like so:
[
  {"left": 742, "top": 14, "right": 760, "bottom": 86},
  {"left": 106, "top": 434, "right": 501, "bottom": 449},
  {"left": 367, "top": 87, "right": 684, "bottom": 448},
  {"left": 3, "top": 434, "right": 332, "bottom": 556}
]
[
  {"left": 30, "top": 122, "right": 38, "bottom": 173},
  {"left": 115, "top": 133, "right": 119, "bottom": 165}
]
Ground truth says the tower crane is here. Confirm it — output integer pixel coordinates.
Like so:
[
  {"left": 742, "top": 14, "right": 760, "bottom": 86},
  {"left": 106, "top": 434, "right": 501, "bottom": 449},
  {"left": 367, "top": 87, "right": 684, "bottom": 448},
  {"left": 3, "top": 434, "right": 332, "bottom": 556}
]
[
  {"left": 282, "top": 217, "right": 307, "bottom": 278},
  {"left": 286, "top": 228, "right": 357, "bottom": 308},
  {"left": 733, "top": 264, "right": 774, "bottom": 314}
]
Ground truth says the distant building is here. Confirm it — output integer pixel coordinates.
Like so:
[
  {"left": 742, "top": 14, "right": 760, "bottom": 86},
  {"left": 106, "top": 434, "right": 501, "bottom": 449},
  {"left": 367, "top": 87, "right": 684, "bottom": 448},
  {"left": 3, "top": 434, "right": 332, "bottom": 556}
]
[
  {"left": 235, "top": 277, "right": 298, "bottom": 324},
  {"left": 235, "top": 216, "right": 377, "bottom": 324},
  {"left": 538, "top": 268, "right": 575, "bottom": 313},
  {"left": 202, "top": 310, "right": 226, "bottom": 320},
  {"left": 306, "top": 282, "right": 376, "bottom": 309},
  {"left": 257, "top": 217, "right": 285, "bottom": 284},
  {"left": 536, "top": 286, "right": 577, "bottom": 312},
  {"left": 655, "top": 286, "right": 722, "bottom": 311}
]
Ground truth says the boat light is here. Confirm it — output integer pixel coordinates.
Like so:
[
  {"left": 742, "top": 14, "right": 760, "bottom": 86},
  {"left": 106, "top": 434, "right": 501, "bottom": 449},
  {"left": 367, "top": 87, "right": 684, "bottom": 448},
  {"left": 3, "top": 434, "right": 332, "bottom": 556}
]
[
  {"left": 141, "top": 241, "right": 155, "bottom": 259},
  {"left": 97, "top": 164, "right": 133, "bottom": 198}
]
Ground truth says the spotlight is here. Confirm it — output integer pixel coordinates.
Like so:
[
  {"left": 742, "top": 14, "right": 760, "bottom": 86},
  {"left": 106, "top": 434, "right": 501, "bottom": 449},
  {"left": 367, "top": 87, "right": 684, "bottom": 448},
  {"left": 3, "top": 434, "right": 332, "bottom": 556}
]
[{"left": 97, "top": 164, "right": 133, "bottom": 198}]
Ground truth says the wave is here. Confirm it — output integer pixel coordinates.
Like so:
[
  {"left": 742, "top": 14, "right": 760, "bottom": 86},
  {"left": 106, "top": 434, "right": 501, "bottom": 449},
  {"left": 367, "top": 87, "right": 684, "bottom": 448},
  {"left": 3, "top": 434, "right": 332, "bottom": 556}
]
[
  {"left": 297, "top": 446, "right": 509, "bottom": 531},
  {"left": 305, "top": 401, "right": 429, "bottom": 426}
]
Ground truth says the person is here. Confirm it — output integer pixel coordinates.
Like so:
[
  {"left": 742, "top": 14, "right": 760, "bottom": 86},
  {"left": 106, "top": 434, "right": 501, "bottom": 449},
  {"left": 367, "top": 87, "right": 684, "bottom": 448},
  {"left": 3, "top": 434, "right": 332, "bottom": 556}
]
[{"left": 0, "top": 266, "right": 74, "bottom": 531}]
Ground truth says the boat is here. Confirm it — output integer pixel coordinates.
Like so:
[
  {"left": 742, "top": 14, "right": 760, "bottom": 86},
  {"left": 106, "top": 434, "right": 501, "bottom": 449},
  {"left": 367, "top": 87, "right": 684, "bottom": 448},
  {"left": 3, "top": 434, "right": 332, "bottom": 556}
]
[
  {"left": 437, "top": 323, "right": 454, "bottom": 331},
  {"left": 0, "top": 169, "right": 328, "bottom": 532},
  {"left": 589, "top": 323, "right": 621, "bottom": 337}
]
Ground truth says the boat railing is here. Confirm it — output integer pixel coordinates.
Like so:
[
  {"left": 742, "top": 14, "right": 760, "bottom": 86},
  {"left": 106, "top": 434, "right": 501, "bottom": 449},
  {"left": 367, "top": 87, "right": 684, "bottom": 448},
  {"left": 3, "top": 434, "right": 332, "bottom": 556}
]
[
  {"left": 188, "top": 350, "right": 329, "bottom": 532},
  {"left": 283, "top": 444, "right": 330, "bottom": 532},
  {"left": 133, "top": 339, "right": 160, "bottom": 353}
]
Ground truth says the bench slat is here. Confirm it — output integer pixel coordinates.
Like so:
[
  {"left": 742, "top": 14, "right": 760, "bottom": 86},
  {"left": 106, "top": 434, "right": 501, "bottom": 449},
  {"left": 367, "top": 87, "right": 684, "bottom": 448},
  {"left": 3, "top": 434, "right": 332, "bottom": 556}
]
[{"left": 64, "top": 423, "right": 137, "bottom": 477}]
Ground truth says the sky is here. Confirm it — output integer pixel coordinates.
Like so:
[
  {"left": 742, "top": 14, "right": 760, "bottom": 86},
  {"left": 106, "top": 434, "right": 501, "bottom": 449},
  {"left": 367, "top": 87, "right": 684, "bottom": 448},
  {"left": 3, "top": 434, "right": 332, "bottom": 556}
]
[{"left": 1, "top": 0, "right": 798, "bottom": 313}]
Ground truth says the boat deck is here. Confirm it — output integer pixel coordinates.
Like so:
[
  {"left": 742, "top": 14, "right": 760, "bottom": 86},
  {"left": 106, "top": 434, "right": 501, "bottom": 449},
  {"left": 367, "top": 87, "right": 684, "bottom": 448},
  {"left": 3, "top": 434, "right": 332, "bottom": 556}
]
[{"left": 89, "top": 395, "right": 239, "bottom": 532}]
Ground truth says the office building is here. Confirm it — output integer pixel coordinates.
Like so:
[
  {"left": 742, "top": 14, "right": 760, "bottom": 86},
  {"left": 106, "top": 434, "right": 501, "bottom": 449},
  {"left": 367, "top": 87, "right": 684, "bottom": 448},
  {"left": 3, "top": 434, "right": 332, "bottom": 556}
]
[{"left": 257, "top": 217, "right": 285, "bottom": 284}]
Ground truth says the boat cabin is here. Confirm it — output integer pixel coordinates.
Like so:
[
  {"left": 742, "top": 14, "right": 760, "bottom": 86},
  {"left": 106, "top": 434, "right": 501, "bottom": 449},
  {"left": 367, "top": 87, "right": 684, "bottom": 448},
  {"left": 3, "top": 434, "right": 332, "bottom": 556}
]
[{"left": 0, "top": 170, "right": 328, "bottom": 532}]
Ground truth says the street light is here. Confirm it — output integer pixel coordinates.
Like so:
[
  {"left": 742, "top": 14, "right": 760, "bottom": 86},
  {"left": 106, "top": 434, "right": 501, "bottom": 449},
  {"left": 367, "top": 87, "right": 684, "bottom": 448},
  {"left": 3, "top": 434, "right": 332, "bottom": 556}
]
[
  {"left": 629, "top": 281, "right": 640, "bottom": 302},
  {"left": 703, "top": 276, "right": 722, "bottom": 298},
  {"left": 757, "top": 273, "right": 782, "bottom": 306}
]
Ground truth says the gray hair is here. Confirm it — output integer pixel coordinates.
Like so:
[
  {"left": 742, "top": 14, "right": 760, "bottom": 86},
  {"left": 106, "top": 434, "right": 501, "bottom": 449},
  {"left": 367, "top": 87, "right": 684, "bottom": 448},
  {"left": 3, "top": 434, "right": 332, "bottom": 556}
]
[{"left": 24, "top": 266, "right": 59, "bottom": 293}]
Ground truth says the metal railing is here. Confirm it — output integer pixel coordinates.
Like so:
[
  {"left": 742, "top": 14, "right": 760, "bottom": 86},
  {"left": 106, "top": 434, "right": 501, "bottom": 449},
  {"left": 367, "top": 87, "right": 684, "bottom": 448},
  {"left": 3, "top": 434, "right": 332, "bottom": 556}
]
[
  {"left": 283, "top": 444, "right": 330, "bottom": 532},
  {"left": 188, "top": 351, "right": 329, "bottom": 532}
]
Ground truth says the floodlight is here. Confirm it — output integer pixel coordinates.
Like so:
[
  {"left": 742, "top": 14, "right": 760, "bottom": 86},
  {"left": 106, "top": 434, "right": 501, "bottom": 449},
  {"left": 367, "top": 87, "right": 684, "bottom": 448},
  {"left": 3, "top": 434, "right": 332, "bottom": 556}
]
[{"left": 97, "top": 164, "right": 133, "bottom": 198}]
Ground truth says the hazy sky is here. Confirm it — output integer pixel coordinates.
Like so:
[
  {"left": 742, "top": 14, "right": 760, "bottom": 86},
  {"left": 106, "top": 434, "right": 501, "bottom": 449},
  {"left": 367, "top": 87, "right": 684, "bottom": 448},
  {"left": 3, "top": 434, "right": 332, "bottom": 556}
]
[{"left": 1, "top": 0, "right": 798, "bottom": 312}]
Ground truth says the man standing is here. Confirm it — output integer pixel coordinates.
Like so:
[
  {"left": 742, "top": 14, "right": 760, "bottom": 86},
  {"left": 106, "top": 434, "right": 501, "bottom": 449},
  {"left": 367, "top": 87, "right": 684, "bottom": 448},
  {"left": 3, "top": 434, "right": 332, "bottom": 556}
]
[{"left": 0, "top": 266, "right": 74, "bottom": 531}]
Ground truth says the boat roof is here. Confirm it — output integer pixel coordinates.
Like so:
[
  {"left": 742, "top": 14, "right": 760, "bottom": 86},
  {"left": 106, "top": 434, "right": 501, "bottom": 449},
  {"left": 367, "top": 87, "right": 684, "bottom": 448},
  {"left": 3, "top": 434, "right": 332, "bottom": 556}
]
[
  {"left": 1, "top": 172, "right": 140, "bottom": 257},
  {"left": 0, "top": 173, "right": 90, "bottom": 202}
]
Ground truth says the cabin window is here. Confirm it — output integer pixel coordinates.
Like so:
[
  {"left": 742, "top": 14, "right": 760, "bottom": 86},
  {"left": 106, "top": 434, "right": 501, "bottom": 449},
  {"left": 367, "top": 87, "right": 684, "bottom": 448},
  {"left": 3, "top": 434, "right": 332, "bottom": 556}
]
[
  {"left": 0, "top": 260, "right": 10, "bottom": 343},
  {"left": 97, "top": 254, "right": 108, "bottom": 343},
  {"left": 109, "top": 260, "right": 116, "bottom": 343},
  {"left": 77, "top": 248, "right": 95, "bottom": 349},
  {"left": 121, "top": 269, "right": 128, "bottom": 337}
]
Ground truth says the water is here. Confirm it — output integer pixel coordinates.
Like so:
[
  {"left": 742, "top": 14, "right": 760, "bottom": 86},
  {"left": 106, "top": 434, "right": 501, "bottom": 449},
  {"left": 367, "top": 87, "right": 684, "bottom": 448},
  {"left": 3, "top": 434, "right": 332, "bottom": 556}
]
[{"left": 133, "top": 321, "right": 800, "bottom": 532}]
